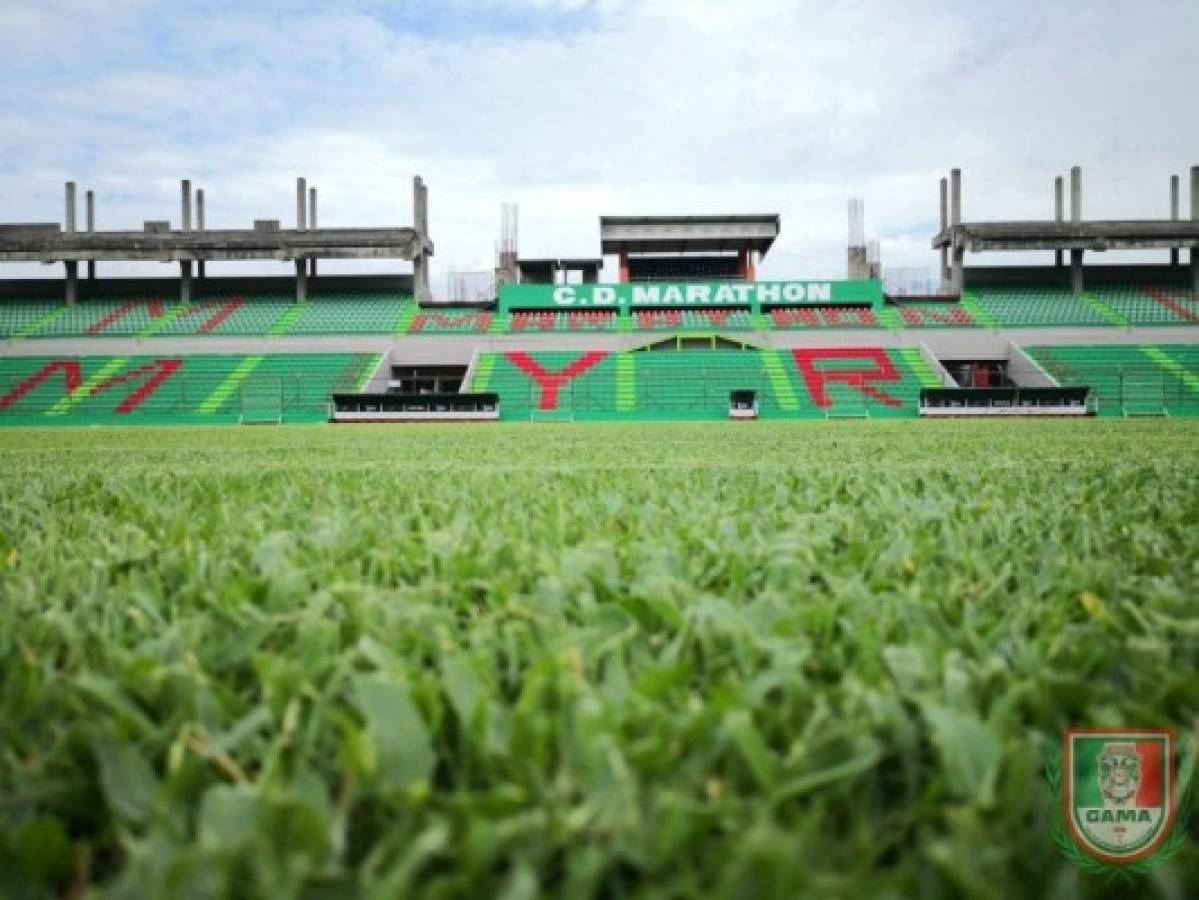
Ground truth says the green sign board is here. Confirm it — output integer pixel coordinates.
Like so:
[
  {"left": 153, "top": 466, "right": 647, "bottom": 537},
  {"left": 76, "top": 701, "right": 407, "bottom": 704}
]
[{"left": 500, "top": 280, "right": 882, "bottom": 312}]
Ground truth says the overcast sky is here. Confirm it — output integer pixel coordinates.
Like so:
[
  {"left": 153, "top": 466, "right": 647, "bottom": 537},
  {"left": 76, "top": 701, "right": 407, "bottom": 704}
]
[{"left": 1, "top": 0, "right": 1196, "bottom": 293}]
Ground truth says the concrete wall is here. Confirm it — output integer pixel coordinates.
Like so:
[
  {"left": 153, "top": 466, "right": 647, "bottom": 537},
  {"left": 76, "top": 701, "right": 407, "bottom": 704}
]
[
  {"left": 8, "top": 326, "right": 1197, "bottom": 365},
  {"left": 0, "top": 273, "right": 413, "bottom": 299},
  {"left": 1005, "top": 343, "right": 1060, "bottom": 387},
  {"left": 965, "top": 264, "right": 1188, "bottom": 288}
]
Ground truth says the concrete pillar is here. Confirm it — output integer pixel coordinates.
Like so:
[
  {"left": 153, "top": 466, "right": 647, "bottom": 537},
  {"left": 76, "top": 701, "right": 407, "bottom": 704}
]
[
  {"left": 181, "top": 261, "right": 193, "bottom": 304},
  {"left": 1054, "top": 176, "right": 1064, "bottom": 268},
  {"left": 86, "top": 189, "right": 96, "bottom": 280},
  {"left": 196, "top": 188, "right": 206, "bottom": 279},
  {"left": 296, "top": 177, "right": 307, "bottom": 230},
  {"left": 296, "top": 178, "right": 309, "bottom": 299},
  {"left": 412, "top": 175, "right": 430, "bottom": 302},
  {"left": 1170, "top": 174, "right": 1179, "bottom": 266},
  {"left": 939, "top": 177, "right": 948, "bottom": 287},
  {"left": 1070, "top": 166, "right": 1081, "bottom": 222},
  {"left": 295, "top": 259, "right": 308, "bottom": 303},
  {"left": 1069, "top": 166, "right": 1083, "bottom": 294},
  {"left": 64, "top": 182, "right": 77, "bottom": 305},
  {"left": 180, "top": 180, "right": 193, "bottom": 298},
  {"left": 65, "top": 262, "right": 78, "bottom": 305},
  {"left": 65, "top": 181, "right": 76, "bottom": 233},
  {"left": 950, "top": 168, "right": 963, "bottom": 295},
  {"left": 1191, "top": 166, "right": 1199, "bottom": 293},
  {"left": 309, "top": 187, "right": 318, "bottom": 278},
  {"left": 180, "top": 179, "right": 192, "bottom": 231}
]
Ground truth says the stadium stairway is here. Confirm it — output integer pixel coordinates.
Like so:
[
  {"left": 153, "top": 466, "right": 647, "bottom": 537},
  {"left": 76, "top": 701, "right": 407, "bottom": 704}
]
[
  {"left": 0, "top": 353, "right": 379, "bottom": 425},
  {"left": 471, "top": 348, "right": 928, "bottom": 421},
  {"left": 1024, "top": 344, "right": 1199, "bottom": 416}
]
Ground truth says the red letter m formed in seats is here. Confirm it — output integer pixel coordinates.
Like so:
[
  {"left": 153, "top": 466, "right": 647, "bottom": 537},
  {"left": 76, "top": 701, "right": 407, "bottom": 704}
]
[
  {"left": 0, "top": 360, "right": 82, "bottom": 411},
  {"left": 791, "top": 348, "right": 904, "bottom": 408},
  {"left": 0, "top": 358, "right": 183, "bottom": 416},
  {"left": 506, "top": 351, "right": 607, "bottom": 410}
]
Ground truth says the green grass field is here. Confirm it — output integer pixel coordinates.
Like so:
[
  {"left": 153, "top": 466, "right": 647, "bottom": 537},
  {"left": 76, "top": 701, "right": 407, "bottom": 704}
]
[{"left": 1, "top": 422, "right": 1197, "bottom": 898}]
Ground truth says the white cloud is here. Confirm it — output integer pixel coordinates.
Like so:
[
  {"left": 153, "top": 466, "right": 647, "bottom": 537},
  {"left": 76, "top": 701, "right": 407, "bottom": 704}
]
[{"left": 0, "top": 0, "right": 1196, "bottom": 290}]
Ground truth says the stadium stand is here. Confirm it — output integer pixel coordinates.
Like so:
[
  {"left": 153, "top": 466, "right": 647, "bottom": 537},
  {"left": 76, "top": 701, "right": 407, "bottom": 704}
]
[
  {"left": 1025, "top": 344, "right": 1199, "bottom": 416},
  {"left": 0, "top": 353, "right": 380, "bottom": 424},
  {"left": 406, "top": 309, "right": 495, "bottom": 334},
  {"left": 7, "top": 285, "right": 1198, "bottom": 340},
  {"left": 0, "top": 292, "right": 411, "bottom": 339},
  {"left": 509, "top": 311, "right": 620, "bottom": 332},
  {"left": 966, "top": 286, "right": 1109, "bottom": 327},
  {"left": 892, "top": 302, "right": 979, "bottom": 328},
  {"left": 1086, "top": 285, "right": 1199, "bottom": 327},
  {"left": 633, "top": 309, "right": 757, "bottom": 331},
  {"left": 768, "top": 307, "right": 880, "bottom": 328},
  {"left": 281, "top": 292, "right": 407, "bottom": 334},
  {"left": 470, "top": 347, "right": 933, "bottom": 420}
]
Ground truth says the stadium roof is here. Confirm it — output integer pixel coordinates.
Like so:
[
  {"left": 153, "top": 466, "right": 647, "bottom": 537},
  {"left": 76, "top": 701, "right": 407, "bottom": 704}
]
[
  {"left": 0, "top": 224, "right": 428, "bottom": 263},
  {"left": 932, "top": 220, "right": 1199, "bottom": 252},
  {"left": 600, "top": 214, "right": 780, "bottom": 256}
]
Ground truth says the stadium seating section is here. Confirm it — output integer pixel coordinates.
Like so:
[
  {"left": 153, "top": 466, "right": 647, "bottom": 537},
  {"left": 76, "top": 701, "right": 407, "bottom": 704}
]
[
  {"left": 1025, "top": 344, "right": 1199, "bottom": 416},
  {"left": 0, "top": 353, "right": 381, "bottom": 425},
  {"left": 4, "top": 284, "right": 1198, "bottom": 338},
  {"left": 510, "top": 311, "right": 619, "bottom": 332},
  {"left": 469, "top": 347, "right": 942, "bottom": 421},
  {"left": 1086, "top": 286, "right": 1199, "bottom": 327},
  {"left": 0, "top": 292, "right": 409, "bottom": 339}
]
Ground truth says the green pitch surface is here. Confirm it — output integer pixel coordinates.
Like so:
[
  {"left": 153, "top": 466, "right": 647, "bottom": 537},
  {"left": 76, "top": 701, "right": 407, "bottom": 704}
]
[{"left": 1, "top": 422, "right": 1196, "bottom": 897}]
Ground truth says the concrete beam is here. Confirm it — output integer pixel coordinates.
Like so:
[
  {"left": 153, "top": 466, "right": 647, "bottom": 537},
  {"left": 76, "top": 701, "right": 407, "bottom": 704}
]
[
  {"left": 86, "top": 190, "right": 96, "bottom": 280},
  {"left": 1054, "top": 176, "right": 1064, "bottom": 267},
  {"left": 0, "top": 227, "right": 424, "bottom": 263}
]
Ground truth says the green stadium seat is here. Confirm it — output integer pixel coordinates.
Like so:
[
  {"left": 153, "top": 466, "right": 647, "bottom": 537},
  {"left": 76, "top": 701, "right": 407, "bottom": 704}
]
[
  {"left": 470, "top": 347, "right": 928, "bottom": 421},
  {"left": 0, "top": 353, "right": 381, "bottom": 425},
  {"left": 1087, "top": 285, "right": 1199, "bottom": 326},
  {"left": 1024, "top": 344, "right": 1199, "bottom": 416},
  {"left": 968, "top": 286, "right": 1107, "bottom": 326},
  {"left": 0, "top": 290, "right": 412, "bottom": 338}
]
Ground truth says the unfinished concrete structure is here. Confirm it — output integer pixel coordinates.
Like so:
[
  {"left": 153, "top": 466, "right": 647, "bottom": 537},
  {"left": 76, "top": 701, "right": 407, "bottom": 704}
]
[
  {"left": 932, "top": 166, "right": 1199, "bottom": 295},
  {"left": 0, "top": 176, "right": 434, "bottom": 305},
  {"left": 600, "top": 214, "right": 779, "bottom": 283}
]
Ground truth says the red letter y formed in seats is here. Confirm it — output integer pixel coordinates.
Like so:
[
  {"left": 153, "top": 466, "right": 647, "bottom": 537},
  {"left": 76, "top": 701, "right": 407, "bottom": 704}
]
[{"left": 505, "top": 352, "right": 607, "bottom": 410}]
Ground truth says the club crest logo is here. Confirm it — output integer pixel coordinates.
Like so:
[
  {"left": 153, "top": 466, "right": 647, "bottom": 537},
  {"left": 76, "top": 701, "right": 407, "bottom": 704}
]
[{"left": 1047, "top": 729, "right": 1189, "bottom": 876}]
